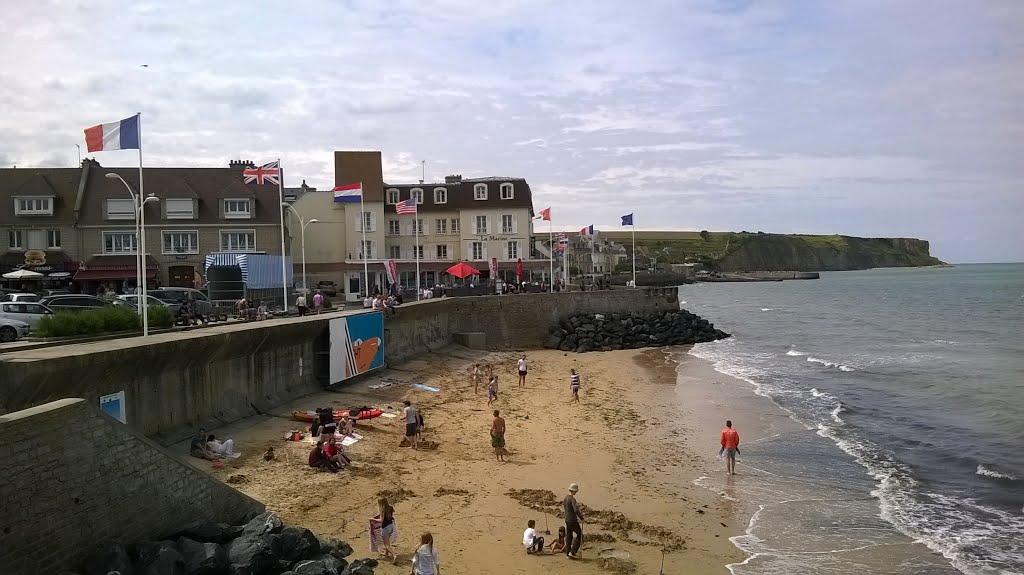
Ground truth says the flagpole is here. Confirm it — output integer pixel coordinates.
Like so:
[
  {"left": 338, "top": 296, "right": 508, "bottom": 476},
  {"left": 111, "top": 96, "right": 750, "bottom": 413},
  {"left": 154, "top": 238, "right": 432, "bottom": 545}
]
[
  {"left": 414, "top": 211, "right": 421, "bottom": 301},
  {"left": 360, "top": 187, "right": 368, "bottom": 295},
  {"left": 137, "top": 112, "right": 149, "bottom": 336},
  {"left": 631, "top": 218, "right": 637, "bottom": 288},
  {"left": 277, "top": 158, "right": 288, "bottom": 312},
  {"left": 548, "top": 218, "right": 553, "bottom": 292}
]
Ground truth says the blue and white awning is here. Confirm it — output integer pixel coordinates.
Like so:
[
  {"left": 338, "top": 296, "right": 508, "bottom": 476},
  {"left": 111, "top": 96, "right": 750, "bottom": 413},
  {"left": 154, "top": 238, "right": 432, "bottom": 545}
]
[{"left": 203, "top": 252, "right": 293, "bottom": 290}]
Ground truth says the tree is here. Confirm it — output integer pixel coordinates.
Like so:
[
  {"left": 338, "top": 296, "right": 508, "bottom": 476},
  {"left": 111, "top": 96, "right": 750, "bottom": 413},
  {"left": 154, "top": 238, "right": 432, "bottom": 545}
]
[{"left": 700, "top": 230, "right": 711, "bottom": 241}]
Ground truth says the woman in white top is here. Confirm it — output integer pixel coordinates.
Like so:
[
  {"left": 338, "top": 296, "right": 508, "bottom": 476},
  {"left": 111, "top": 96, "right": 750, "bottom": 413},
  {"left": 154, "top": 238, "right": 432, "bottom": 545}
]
[{"left": 412, "top": 532, "right": 440, "bottom": 575}]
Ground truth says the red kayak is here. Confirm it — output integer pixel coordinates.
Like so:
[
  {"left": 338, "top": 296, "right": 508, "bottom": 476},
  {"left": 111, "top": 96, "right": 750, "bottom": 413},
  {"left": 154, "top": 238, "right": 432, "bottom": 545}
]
[{"left": 291, "top": 409, "right": 383, "bottom": 423}]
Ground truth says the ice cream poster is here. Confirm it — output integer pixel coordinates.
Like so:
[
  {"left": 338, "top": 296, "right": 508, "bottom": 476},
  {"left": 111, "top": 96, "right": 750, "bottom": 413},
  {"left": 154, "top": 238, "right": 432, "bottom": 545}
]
[{"left": 329, "top": 312, "right": 385, "bottom": 383}]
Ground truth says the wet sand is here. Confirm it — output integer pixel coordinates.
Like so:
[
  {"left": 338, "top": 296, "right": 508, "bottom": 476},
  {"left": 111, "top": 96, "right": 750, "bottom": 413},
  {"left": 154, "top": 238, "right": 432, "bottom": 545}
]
[{"left": 179, "top": 345, "right": 763, "bottom": 574}]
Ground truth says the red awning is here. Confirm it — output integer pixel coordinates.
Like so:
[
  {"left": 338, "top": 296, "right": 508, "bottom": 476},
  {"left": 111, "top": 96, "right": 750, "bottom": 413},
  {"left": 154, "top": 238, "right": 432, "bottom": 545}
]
[
  {"left": 73, "top": 255, "right": 159, "bottom": 281},
  {"left": 74, "top": 268, "right": 158, "bottom": 281}
]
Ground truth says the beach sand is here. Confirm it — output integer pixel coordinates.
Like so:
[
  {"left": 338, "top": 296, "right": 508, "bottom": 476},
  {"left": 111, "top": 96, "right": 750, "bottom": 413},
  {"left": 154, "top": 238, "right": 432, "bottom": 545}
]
[{"left": 180, "top": 345, "right": 767, "bottom": 574}]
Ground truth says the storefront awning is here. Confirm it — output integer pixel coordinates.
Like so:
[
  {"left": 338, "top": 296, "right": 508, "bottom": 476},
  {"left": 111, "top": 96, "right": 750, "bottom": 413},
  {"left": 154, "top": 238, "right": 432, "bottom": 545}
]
[{"left": 74, "top": 255, "right": 159, "bottom": 281}]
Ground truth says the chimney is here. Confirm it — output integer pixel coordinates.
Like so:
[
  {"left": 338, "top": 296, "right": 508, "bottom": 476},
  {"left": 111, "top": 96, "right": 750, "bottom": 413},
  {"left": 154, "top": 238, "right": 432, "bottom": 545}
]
[
  {"left": 444, "top": 174, "right": 462, "bottom": 183},
  {"left": 229, "top": 160, "right": 255, "bottom": 170}
]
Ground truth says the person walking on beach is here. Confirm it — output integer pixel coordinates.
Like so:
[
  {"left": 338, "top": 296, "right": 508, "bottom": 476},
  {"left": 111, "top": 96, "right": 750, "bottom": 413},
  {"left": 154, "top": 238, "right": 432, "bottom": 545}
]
[
  {"left": 720, "top": 420, "right": 740, "bottom": 476},
  {"left": 517, "top": 355, "right": 528, "bottom": 388},
  {"left": 491, "top": 410, "right": 506, "bottom": 462},
  {"left": 487, "top": 375, "right": 498, "bottom": 406},
  {"left": 412, "top": 532, "right": 440, "bottom": 575},
  {"left": 369, "top": 497, "right": 398, "bottom": 563},
  {"left": 472, "top": 363, "right": 481, "bottom": 395},
  {"left": 570, "top": 369, "right": 581, "bottom": 404},
  {"left": 403, "top": 400, "right": 420, "bottom": 449},
  {"left": 563, "top": 483, "right": 585, "bottom": 559}
]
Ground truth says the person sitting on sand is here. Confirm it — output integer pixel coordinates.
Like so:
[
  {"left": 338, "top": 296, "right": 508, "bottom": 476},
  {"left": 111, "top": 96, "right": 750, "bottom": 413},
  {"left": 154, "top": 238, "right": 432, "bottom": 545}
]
[
  {"left": 308, "top": 440, "right": 340, "bottom": 472},
  {"left": 320, "top": 407, "right": 338, "bottom": 437},
  {"left": 190, "top": 428, "right": 220, "bottom": 460},
  {"left": 491, "top": 410, "right": 506, "bottom": 462},
  {"left": 369, "top": 497, "right": 398, "bottom": 562},
  {"left": 487, "top": 375, "right": 498, "bottom": 406},
  {"left": 310, "top": 408, "right": 324, "bottom": 437},
  {"left": 206, "top": 434, "right": 236, "bottom": 457},
  {"left": 548, "top": 526, "right": 566, "bottom": 554},
  {"left": 339, "top": 416, "right": 354, "bottom": 438},
  {"left": 323, "top": 435, "right": 350, "bottom": 468},
  {"left": 523, "top": 519, "right": 544, "bottom": 554}
]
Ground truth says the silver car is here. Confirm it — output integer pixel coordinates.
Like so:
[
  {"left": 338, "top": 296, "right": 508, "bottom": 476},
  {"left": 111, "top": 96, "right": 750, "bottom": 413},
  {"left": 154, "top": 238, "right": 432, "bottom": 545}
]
[
  {"left": 0, "top": 301, "right": 54, "bottom": 328},
  {"left": 116, "top": 294, "right": 181, "bottom": 316},
  {"left": 0, "top": 317, "right": 31, "bottom": 342}
]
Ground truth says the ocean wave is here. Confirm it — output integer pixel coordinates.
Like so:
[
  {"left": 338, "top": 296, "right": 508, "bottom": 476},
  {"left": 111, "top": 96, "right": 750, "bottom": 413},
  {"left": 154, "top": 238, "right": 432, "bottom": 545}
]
[
  {"left": 976, "top": 465, "right": 1018, "bottom": 481},
  {"left": 807, "top": 356, "right": 857, "bottom": 372},
  {"left": 831, "top": 404, "right": 846, "bottom": 424},
  {"left": 760, "top": 308, "right": 774, "bottom": 312},
  {"left": 786, "top": 349, "right": 807, "bottom": 356},
  {"left": 810, "top": 388, "right": 825, "bottom": 397}
]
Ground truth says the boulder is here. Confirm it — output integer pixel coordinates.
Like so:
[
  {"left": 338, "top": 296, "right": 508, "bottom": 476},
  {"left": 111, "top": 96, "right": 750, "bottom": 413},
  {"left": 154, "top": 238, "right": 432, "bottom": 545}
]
[
  {"left": 176, "top": 538, "right": 229, "bottom": 575},
  {"left": 226, "top": 535, "right": 276, "bottom": 575},
  {"left": 177, "top": 521, "right": 236, "bottom": 544},
  {"left": 82, "top": 543, "right": 133, "bottom": 575},
  {"left": 241, "top": 512, "right": 284, "bottom": 538},
  {"left": 293, "top": 555, "right": 343, "bottom": 575},
  {"left": 274, "top": 527, "right": 321, "bottom": 563},
  {"left": 134, "top": 541, "right": 186, "bottom": 575},
  {"left": 318, "top": 538, "right": 354, "bottom": 560},
  {"left": 339, "top": 559, "right": 377, "bottom": 575}
]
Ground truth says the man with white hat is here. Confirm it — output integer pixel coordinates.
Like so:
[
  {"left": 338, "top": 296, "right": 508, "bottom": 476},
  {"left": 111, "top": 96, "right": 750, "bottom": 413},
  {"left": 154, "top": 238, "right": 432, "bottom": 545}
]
[{"left": 563, "top": 482, "right": 585, "bottom": 558}]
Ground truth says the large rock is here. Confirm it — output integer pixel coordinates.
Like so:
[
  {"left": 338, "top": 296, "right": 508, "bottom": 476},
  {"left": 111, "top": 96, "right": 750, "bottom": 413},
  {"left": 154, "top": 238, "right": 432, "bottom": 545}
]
[
  {"left": 274, "top": 527, "right": 321, "bottom": 563},
  {"left": 339, "top": 558, "right": 377, "bottom": 575},
  {"left": 226, "top": 535, "right": 277, "bottom": 575},
  {"left": 241, "top": 512, "right": 283, "bottom": 538},
  {"left": 176, "top": 538, "right": 229, "bottom": 575},
  {"left": 134, "top": 541, "right": 186, "bottom": 575},
  {"left": 177, "top": 521, "right": 237, "bottom": 544},
  {"left": 82, "top": 543, "right": 133, "bottom": 575},
  {"left": 293, "top": 555, "right": 343, "bottom": 575},
  {"left": 318, "top": 538, "right": 354, "bottom": 560}
]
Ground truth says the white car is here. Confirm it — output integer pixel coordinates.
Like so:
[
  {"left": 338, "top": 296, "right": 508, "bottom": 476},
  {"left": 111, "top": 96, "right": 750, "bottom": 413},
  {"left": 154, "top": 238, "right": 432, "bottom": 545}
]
[
  {"left": 0, "top": 317, "right": 31, "bottom": 342},
  {"left": 0, "top": 301, "right": 54, "bottom": 328},
  {"left": 0, "top": 292, "right": 41, "bottom": 302}
]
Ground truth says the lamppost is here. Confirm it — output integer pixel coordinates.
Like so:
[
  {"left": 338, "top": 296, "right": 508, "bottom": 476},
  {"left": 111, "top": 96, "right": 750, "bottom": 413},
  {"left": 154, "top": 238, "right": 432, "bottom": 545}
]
[
  {"left": 282, "top": 202, "right": 318, "bottom": 293},
  {"left": 105, "top": 173, "right": 159, "bottom": 336}
]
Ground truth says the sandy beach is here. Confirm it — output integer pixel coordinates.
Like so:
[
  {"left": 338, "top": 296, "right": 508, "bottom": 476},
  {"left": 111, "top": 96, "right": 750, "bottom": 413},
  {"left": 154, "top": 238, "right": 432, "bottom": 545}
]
[{"left": 181, "top": 345, "right": 767, "bottom": 574}]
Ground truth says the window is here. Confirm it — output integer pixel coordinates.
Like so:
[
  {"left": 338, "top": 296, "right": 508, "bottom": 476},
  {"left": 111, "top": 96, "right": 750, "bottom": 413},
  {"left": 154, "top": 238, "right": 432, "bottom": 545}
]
[
  {"left": 386, "top": 188, "right": 400, "bottom": 204},
  {"left": 451, "top": 218, "right": 460, "bottom": 234},
  {"left": 223, "top": 199, "right": 251, "bottom": 219},
  {"left": 14, "top": 197, "right": 53, "bottom": 215},
  {"left": 506, "top": 240, "right": 519, "bottom": 259},
  {"left": 410, "top": 188, "right": 423, "bottom": 204},
  {"left": 8, "top": 230, "right": 22, "bottom": 249},
  {"left": 414, "top": 219, "right": 425, "bottom": 235},
  {"left": 106, "top": 199, "right": 135, "bottom": 220},
  {"left": 162, "top": 231, "right": 199, "bottom": 254},
  {"left": 474, "top": 184, "right": 487, "bottom": 200},
  {"left": 500, "top": 182, "right": 514, "bottom": 200},
  {"left": 413, "top": 245, "right": 424, "bottom": 260},
  {"left": 474, "top": 215, "right": 488, "bottom": 234},
  {"left": 103, "top": 231, "right": 137, "bottom": 254},
  {"left": 359, "top": 240, "right": 374, "bottom": 259},
  {"left": 471, "top": 241, "right": 484, "bottom": 260},
  {"left": 164, "top": 198, "right": 194, "bottom": 219},
  {"left": 356, "top": 211, "right": 376, "bottom": 232},
  {"left": 388, "top": 245, "right": 402, "bottom": 259},
  {"left": 433, "top": 187, "right": 447, "bottom": 204},
  {"left": 387, "top": 220, "right": 401, "bottom": 236},
  {"left": 220, "top": 230, "right": 256, "bottom": 252},
  {"left": 399, "top": 271, "right": 416, "bottom": 290},
  {"left": 436, "top": 244, "right": 448, "bottom": 260},
  {"left": 502, "top": 214, "right": 514, "bottom": 234},
  {"left": 435, "top": 218, "right": 447, "bottom": 235},
  {"left": 47, "top": 230, "right": 61, "bottom": 249}
]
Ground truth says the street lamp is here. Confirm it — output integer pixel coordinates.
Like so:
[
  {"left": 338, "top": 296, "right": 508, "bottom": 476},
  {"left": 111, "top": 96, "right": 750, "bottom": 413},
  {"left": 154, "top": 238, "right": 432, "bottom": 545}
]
[
  {"left": 282, "top": 202, "right": 318, "bottom": 293},
  {"left": 105, "top": 173, "right": 159, "bottom": 336}
]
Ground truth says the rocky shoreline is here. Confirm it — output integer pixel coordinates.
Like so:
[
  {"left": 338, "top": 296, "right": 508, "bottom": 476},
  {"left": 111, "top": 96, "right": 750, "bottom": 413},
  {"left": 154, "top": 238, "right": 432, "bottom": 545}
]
[
  {"left": 81, "top": 511, "right": 375, "bottom": 575},
  {"left": 544, "top": 309, "right": 730, "bottom": 353}
]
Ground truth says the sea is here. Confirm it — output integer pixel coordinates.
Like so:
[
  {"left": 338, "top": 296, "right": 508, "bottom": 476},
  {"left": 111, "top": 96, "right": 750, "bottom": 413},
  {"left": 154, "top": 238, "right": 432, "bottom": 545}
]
[{"left": 679, "top": 264, "right": 1024, "bottom": 575}]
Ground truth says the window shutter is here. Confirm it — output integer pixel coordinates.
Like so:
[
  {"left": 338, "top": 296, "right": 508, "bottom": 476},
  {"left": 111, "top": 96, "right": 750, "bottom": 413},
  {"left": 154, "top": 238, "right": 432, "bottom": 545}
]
[
  {"left": 471, "top": 218, "right": 478, "bottom": 235},
  {"left": 512, "top": 215, "right": 518, "bottom": 234},
  {"left": 354, "top": 214, "right": 362, "bottom": 232},
  {"left": 421, "top": 218, "right": 429, "bottom": 236},
  {"left": 370, "top": 212, "right": 377, "bottom": 232}
]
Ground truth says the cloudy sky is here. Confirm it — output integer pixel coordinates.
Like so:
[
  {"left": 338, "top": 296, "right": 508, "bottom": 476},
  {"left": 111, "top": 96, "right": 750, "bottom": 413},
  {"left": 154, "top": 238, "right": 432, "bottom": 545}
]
[{"left": 2, "top": 1, "right": 1021, "bottom": 262}]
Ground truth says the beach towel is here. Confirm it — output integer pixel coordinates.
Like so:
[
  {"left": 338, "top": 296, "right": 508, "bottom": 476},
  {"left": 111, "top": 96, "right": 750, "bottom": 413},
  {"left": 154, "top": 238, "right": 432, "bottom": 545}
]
[{"left": 368, "top": 519, "right": 399, "bottom": 553}]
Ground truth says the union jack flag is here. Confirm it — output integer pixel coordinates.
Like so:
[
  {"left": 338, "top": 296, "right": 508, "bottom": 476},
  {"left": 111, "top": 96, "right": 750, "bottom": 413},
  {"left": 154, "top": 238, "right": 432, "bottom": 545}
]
[{"left": 242, "top": 161, "right": 281, "bottom": 185}]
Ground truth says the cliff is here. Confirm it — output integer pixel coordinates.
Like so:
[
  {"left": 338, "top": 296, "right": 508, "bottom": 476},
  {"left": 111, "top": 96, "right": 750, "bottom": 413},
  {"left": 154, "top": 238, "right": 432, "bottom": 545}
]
[{"left": 714, "top": 234, "right": 945, "bottom": 272}]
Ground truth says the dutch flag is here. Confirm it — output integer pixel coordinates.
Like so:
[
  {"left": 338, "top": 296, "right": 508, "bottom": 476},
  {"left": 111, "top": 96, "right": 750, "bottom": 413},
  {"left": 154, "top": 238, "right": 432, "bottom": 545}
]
[
  {"left": 84, "top": 115, "right": 140, "bottom": 152},
  {"left": 333, "top": 182, "right": 363, "bottom": 203}
]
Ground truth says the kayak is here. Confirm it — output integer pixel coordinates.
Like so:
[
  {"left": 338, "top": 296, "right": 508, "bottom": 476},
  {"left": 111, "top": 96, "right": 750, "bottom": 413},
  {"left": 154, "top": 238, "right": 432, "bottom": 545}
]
[{"left": 291, "top": 409, "right": 383, "bottom": 423}]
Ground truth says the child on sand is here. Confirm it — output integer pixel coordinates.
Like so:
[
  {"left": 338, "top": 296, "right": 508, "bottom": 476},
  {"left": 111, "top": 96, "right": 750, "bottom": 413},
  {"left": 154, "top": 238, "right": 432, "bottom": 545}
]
[
  {"left": 487, "top": 375, "right": 498, "bottom": 406},
  {"left": 549, "top": 526, "right": 566, "bottom": 554},
  {"left": 523, "top": 519, "right": 545, "bottom": 554},
  {"left": 570, "top": 369, "right": 581, "bottom": 404}
]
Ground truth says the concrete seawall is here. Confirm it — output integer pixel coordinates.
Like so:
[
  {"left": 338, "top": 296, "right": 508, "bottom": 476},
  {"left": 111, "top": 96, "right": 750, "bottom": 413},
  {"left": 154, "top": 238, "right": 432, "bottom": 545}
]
[
  {"left": 0, "top": 289, "right": 678, "bottom": 443},
  {"left": 0, "top": 399, "right": 264, "bottom": 574}
]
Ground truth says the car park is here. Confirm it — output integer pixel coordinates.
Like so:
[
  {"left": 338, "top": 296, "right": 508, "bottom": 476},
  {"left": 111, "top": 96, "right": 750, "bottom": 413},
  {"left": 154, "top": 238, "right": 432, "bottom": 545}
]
[
  {"left": 0, "top": 317, "right": 31, "bottom": 342},
  {"left": 0, "top": 301, "right": 54, "bottom": 328}
]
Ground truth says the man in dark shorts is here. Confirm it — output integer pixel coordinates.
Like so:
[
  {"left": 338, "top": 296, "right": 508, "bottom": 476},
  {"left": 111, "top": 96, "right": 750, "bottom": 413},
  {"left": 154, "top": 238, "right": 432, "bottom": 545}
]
[
  {"left": 403, "top": 400, "right": 419, "bottom": 449},
  {"left": 491, "top": 410, "right": 506, "bottom": 462},
  {"left": 720, "top": 419, "right": 740, "bottom": 476},
  {"left": 517, "top": 355, "right": 527, "bottom": 388}
]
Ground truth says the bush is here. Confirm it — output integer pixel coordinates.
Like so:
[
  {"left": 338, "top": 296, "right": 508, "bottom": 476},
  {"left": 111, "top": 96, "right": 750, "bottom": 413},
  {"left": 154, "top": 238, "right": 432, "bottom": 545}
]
[{"left": 35, "top": 306, "right": 160, "bottom": 338}]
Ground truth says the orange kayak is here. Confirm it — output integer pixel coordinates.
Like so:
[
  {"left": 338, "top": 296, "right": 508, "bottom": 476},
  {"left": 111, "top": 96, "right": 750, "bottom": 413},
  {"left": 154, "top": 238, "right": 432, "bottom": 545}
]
[{"left": 291, "top": 409, "right": 383, "bottom": 423}]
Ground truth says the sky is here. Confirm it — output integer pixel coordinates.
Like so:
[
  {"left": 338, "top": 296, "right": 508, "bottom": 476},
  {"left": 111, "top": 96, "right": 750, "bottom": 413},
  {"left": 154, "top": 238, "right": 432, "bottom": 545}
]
[{"left": 1, "top": 1, "right": 1021, "bottom": 263}]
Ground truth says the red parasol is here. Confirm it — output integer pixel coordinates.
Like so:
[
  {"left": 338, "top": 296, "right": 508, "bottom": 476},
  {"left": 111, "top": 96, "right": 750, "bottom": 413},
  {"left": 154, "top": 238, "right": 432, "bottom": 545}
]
[{"left": 446, "top": 261, "right": 481, "bottom": 279}]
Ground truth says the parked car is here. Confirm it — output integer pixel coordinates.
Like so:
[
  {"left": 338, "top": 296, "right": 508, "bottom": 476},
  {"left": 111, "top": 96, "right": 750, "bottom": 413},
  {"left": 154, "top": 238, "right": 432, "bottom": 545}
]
[
  {"left": 41, "top": 289, "right": 70, "bottom": 297},
  {"left": 0, "top": 301, "right": 54, "bottom": 327},
  {"left": 0, "top": 317, "right": 31, "bottom": 342},
  {"left": 148, "top": 288, "right": 213, "bottom": 317},
  {"left": 317, "top": 281, "right": 338, "bottom": 297},
  {"left": 117, "top": 294, "right": 181, "bottom": 316},
  {"left": 0, "top": 292, "right": 41, "bottom": 302},
  {"left": 38, "top": 294, "right": 114, "bottom": 312}
]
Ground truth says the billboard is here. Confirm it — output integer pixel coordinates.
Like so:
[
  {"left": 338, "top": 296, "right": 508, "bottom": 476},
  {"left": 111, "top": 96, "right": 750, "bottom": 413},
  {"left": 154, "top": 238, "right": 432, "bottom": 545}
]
[
  {"left": 329, "top": 312, "right": 385, "bottom": 384},
  {"left": 99, "top": 391, "right": 126, "bottom": 424}
]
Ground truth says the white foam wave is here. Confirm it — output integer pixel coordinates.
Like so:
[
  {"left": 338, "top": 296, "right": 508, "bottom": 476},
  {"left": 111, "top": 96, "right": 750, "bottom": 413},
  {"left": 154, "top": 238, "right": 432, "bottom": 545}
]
[
  {"left": 933, "top": 339, "right": 960, "bottom": 345},
  {"left": 810, "top": 388, "right": 825, "bottom": 397},
  {"left": 760, "top": 307, "right": 774, "bottom": 311},
  {"left": 839, "top": 365, "right": 855, "bottom": 372},
  {"left": 830, "top": 404, "right": 845, "bottom": 424},
  {"left": 807, "top": 356, "right": 856, "bottom": 372},
  {"left": 786, "top": 349, "right": 807, "bottom": 356},
  {"left": 976, "top": 465, "right": 1018, "bottom": 481}
]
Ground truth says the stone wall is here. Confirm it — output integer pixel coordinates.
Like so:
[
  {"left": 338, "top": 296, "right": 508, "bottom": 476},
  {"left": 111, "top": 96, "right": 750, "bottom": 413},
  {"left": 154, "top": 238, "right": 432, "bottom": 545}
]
[{"left": 0, "top": 398, "right": 264, "bottom": 574}]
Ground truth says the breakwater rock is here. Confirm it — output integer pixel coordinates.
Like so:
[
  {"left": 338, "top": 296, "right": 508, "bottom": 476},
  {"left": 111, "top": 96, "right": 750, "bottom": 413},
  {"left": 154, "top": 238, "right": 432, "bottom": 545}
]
[
  {"left": 544, "top": 309, "right": 730, "bottom": 353},
  {"left": 81, "top": 512, "right": 377, "bottom": 575}
]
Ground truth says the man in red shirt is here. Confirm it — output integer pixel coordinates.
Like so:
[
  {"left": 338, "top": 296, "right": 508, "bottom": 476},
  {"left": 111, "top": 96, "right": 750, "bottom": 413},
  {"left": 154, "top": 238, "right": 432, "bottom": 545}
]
[{"left": 720, "top": 420, "right": 740, "bottom": 476}]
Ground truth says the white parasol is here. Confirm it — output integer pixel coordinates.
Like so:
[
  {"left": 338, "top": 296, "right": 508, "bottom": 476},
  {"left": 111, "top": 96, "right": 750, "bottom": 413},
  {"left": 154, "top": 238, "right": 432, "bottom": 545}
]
[{"left": 2, "top": 269, "right": 45, "bottom": 280}]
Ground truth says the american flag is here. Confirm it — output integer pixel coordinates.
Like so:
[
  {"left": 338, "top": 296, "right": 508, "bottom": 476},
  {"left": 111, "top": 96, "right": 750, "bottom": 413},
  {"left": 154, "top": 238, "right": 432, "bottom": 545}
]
[
  {"left": 242, "top": 161, "right": 281, "bottom": 185},
  {"left": 395, "top": 198, "right": 418, "bottom": 214}
]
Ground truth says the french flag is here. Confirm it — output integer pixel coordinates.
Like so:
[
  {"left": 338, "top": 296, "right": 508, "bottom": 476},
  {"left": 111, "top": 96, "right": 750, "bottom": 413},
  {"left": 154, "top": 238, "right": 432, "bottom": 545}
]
[
  {"left": 580, "top": 225, "right": 594, "bottom": 235},
  {"left": 84, "top": 115, "right": 140, "bottom": 152},
  {"left": 333, "top": 182, "right": 363, "bottom": 203}
]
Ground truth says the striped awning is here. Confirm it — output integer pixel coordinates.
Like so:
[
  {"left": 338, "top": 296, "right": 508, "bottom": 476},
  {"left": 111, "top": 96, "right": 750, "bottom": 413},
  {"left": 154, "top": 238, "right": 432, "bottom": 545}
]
[
  {"left": 204, "top": 252, "right": 246, "bottom": 283},
  {"left": 203, "top": 253, "right": 293, "bottom": 290}
]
